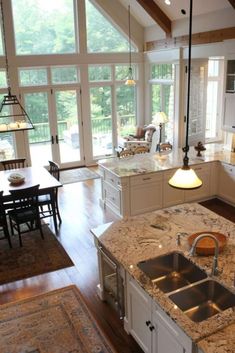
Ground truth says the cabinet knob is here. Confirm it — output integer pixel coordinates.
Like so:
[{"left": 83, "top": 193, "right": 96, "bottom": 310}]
[
  {"left": 149, "top": 325, "right": 155, "bottom": 331},
  {"left": 146, "top": 320, "right": 151, "bottom": 326}
]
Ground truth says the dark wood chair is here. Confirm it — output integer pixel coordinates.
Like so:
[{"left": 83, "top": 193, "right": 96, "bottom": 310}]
[
  {"left": 38, "top": 161, "right": 62, "bottom": 232},
  {"left": 1, "top": 158, "right": 26, "bottom": 170},
  {"left": 0, "top": 191, "right": 12, "bottom": 248},
  {"left": 8, "top": 185, "right": 44, "bottom": 247}
]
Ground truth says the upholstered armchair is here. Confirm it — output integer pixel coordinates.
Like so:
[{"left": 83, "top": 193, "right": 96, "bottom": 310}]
[{"left": 122, "top": 124, "right": 157, "bottom": 152}]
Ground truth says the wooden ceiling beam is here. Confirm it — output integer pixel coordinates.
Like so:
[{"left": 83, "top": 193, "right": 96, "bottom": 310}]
[
  {"left": 227, "top": 0, "right": 235, "bottom": 9},
  {"left": 145, "top": 26, "right": 235, "bottom": 51},
  {"left": 136, "top": 0, "right": 171, "bottom": 35}
]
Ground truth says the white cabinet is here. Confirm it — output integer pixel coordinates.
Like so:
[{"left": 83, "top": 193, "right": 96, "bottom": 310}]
[
  {"left": 130, "top": 173, "right": 163, "bottom": 216},
  {"left": 223, "top": 94, "right": 235, "bottom": 133},
  {"left": 126, "top": 274, "right": 193, "bottom": 353},
  {"left": 223, "top": 59, "right": 235, "bottom": 133},
  {"left": 163, "top": 169, "right": 184, "bottom": 207},
  {"left": 126, "top": 274, "right": 152, "bottom": 353},
  {"left": 184, "top": 163, "right": 211, "bottom": 202},
  {"left": 218, "top": 163, "right": 235, "bottom": 203}
]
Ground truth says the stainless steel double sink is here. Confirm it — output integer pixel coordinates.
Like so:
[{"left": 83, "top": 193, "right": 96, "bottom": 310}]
[{"left": 137, "top": 251, "right": 235, "bottom": 323}]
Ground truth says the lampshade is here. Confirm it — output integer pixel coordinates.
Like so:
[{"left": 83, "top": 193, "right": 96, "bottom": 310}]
[
  {"left": 168, "top": 166, "right": 202, "bottom": 189},
  {"left": 168, "top": 0, "right": 202, "bottom": 190},
  {"left": 125, "top": 67, "right": 136, "bottom": 86},
  {"left": 152, "top": 111, "right": 169, "bottom": 125}
]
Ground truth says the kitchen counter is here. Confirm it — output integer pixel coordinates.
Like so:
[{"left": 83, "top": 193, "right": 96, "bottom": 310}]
[
  {"left": 93, "top": 203, "right": 235, "bottom": 352},
  {"left": 98, "top": 144, "right": 235, "bottom": 177}
]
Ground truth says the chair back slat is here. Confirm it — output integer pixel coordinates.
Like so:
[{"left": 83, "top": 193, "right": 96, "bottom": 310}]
[
  {"left": 49, "top": 161, "right": 60, "bottom": 181},
  {"left": 1, "top": 158, "right": 26, "bottom": 170},
  {"left": 9, "top": 185, "right": 40, "bottom": 211}
]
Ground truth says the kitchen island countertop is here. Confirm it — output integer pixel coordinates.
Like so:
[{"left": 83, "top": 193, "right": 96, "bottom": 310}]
[{"left": 92, "top": 203, "right": 235, "bottom": 353}]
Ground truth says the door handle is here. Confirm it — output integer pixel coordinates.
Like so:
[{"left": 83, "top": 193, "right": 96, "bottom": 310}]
[
  {"left": 56, "top": 135, "right": 59, "bottom": 144},
  {"left": 51, "top": 135, "right": 54, "bottom": 144}
]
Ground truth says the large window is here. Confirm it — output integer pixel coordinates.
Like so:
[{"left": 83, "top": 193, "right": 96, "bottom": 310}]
[
  {"left": 205, "top": 59, "right": 223, "bottom": 141},
  {"left": 12, "top": 0, "right": 76, "bottom": 55},
  {"left": 150, "top": 64, "right": 175, "bottom": 144},
  {"left": 89, "top": 64, "right": 137, "bottom": 158},
  {"left": 86, "top": 0, "right": 136, "bottom": 53}
]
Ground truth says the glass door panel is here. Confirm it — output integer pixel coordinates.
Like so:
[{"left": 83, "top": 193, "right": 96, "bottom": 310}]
[
  {"left": 24, "top": 92, "right": 52, "bottom": 166},
  {"left": 54, "top": 90, "right": 81, "bottom": 164},
  {"left": 116, "top": 85, "right": 136, "bottom": 144},
  {"left": 90, "top": 86, "right": 113, "bottom": 157}
]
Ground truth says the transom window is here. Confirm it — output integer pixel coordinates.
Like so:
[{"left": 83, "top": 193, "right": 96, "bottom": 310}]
[{"left": 11, "top": 0, "right": 76, "bottom": 55}]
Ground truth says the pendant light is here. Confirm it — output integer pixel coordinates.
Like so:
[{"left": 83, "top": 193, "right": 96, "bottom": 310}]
[
  {"left": 168, "top": 0, "right": 202, "bottom": 190},
  {"left": 0, "top": 0, "right": 34, "bottom": 133},
  {"left": 125, "top": 5, "right": 136, "bottom": 86}
]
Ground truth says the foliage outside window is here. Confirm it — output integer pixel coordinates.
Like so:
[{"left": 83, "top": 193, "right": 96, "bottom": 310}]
[
  {"left": 116, "top": 85, "right": 136, "bottom": 138},
  {"left": 88, "top": 66, "right": 111, "bottom": 82},
  {"left": 0, "top": 71, "right": 7, "bottom": 88},
  {"left": 19, "top": 68, "right": 48, "bottom": 86},
  {"left": 150, "top": 64, "right": 175, "bottom": 144},
  {"left": 51, "top": 67, "right": 79, "bottom": 84},
  {"left": 86, "top": 0, "right": 136, "bottom": 53},
  {"left": 12, "top": 0, "right": 76, "bottom": 55},
  {"left": 115, "top": 65, "right": 137, "bottom": 81}
]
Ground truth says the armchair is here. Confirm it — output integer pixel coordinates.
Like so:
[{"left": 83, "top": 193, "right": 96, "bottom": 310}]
[{"left": 122, "top": 124, "right": 157, "bottom": 152}]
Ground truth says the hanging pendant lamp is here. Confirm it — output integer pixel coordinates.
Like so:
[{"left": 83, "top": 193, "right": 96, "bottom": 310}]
[
  {"left": 0, "top": 0, "right": 34, "bottom": 133},
  {"left": 168, "top": 0, "right": 202, "bottom": 190},
  {"left": 125, "top": 5, "right": 136, "bottom": 86}
]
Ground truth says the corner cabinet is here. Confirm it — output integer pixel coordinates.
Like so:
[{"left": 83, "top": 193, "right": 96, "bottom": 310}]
[
  {"left": 223, "top": 60, "right": 235, "bottom": 133},
  {"left": 218, "top": 162, "right": 235, "bottom": 203},
  {"left": 125, "top": 274, "right": 194, "bottom": 353}
]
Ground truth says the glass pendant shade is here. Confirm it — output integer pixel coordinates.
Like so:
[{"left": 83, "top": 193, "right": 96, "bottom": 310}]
[
  {"left": 168, "top": 0, "right": 202, "bottom": 190},
  {"left": 125, "top": 67, "right": 136, "bottom": 86},
  {"left": 0, "top": 89, "right": 34, "bottom": 132},
  {"left": 125, "top": 5, "right": 136, "bottom": 86},
  {"left": 168, "top": 166, "right": 202, "bottom": 189}
]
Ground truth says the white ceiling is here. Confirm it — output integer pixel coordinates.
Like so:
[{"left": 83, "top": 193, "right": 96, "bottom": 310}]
[{"left": 118, "top": 0, "right": 232, "bottom": 27}]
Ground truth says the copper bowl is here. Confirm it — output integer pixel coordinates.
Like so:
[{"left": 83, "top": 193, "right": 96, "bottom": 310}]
[{"left": 188, "top": 231, "right": 227, "bottom": 256}]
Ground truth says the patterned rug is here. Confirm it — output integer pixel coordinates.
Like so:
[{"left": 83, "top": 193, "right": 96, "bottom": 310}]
[
  {"left": 60, "top": 167, "right": 100, "bottom": 185},
  {"left": 0, "top": 285, "right": 116, "bottom": 353},
  {"left": 0, "top": 224, "right": 74, "bottom": 285}
]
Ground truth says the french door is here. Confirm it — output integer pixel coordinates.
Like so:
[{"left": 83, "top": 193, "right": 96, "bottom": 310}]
[{"left": 23, "top": 88, "right": 84, "bottom": 168}]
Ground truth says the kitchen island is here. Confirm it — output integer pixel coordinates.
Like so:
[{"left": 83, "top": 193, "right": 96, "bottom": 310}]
[
  {"left": 92, "top": 203, "right": 235, "bottom": 353},
  {"left": 98, "top": 144, "right": 235, "bottom": 217}
]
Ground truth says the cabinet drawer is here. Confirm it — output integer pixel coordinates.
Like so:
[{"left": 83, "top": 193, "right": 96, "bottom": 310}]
[
  {"left": 103, "top": 182, "right": 120, "bottom": 209},
  {"left": 130, "top": 173, "right": 163, "bottom": 186},
  {"left": 104, "top": 170, "right": 120, "bottom": 188}
]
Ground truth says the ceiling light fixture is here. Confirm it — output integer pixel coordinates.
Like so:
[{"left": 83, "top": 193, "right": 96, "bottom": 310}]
[
  {"left": 165, "top": 0, "right": 171, "bottom": 5},
  {"left": 125, "top": 5, "right": 136, "bottom": 86},
  {"left": 0, "top": 0, "right": 34, "bottom": 133},
  {"left": 168, "top": 0, "right": 202, "bottom": 190}
]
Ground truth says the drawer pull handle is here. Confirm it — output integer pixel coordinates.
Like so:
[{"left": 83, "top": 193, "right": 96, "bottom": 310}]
[
  {"left": 232, "top": 126, "right": 235, "bottom": 128},
  {"left": 110, "top": 178, "right": 114, "bottom": 182},
  {"left": 149, "top": 325, "right": 155, "bottom": 331},
  {"left": 146, "top": 320, "right": 151, "bottom": 326},
  {"left": 143, "top": 177, "right": 151, "bottom": 181}
]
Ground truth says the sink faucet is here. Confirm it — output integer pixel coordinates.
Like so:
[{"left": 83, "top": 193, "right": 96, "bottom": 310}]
[{"left": 189, "top": 234, "right": 220, "bottom": 276}]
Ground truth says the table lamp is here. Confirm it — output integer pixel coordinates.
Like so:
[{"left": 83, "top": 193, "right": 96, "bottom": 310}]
[{"left": 152, "top": 111, "right": 169, "bottom": 152}]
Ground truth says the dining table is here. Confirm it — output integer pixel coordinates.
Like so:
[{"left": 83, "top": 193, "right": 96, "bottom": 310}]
[{"left": 0, "top": 166, "right": 62, "bottom": 231}]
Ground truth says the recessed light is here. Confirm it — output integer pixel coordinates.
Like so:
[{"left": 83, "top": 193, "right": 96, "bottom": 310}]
[{"left": 165, "top": 0, "right": 171, "bottom": 5}]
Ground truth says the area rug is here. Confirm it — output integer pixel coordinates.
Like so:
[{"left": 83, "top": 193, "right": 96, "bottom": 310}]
[
  {"left": 60, "top": 167, "right": 100, "bottom": 185},
  {"left": 0, "top": 285, "right": 116, "bottom": 353},
  {"left": 0, "top": 224, "right": 74, "bottom": 285}
]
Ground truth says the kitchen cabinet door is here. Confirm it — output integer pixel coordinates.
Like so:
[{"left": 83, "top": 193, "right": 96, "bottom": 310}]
[
  {"left": 152, "top": 318, "right": 184, "bottom": 353},
  {"left": 126, "top": 274, "right": 152, "bottom": 353},
  {"left": 163, "top": 169, "right": 185, "bottom": 207},
  {"left": 223, "top": 94, "right": 235, "bottom": 133},
  {"left": 184, "top": 164, "right": 211, "bottom": 202},
  {"left": 218, "top": 163, "right": 235, "bottom": 204}
]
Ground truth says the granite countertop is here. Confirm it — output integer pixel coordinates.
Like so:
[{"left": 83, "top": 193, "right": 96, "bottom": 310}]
[
  {"left": 93, "top": 203, "right": 235, "bottom": 352},
  {"left": 98, "top": 144, "right": 235, "bottom": 177}
]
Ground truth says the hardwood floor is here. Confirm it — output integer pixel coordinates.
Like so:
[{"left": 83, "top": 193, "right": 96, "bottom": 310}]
[{"left": 0, "top": 175, "right": 234, "bottom": 353}]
